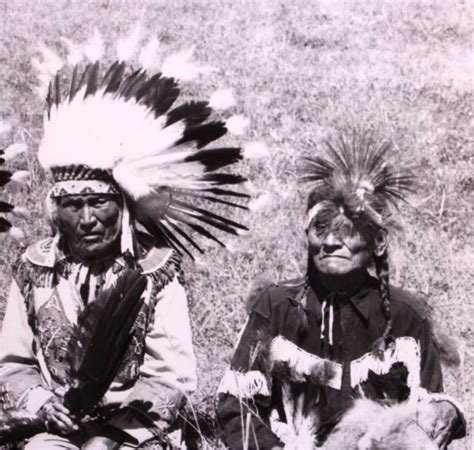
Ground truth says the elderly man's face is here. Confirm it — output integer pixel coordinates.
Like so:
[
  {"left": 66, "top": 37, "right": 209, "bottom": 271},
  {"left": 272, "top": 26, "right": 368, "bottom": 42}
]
[
  {"left": 307, "top": 215, "right": 373, "bottom": 278},
  {"left": 57, "top": 194, "right": 122, "bottom": 261}
]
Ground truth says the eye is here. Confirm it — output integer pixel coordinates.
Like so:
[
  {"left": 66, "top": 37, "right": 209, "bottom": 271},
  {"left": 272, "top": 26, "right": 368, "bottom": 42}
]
[
  {"left": 61, "top": 198, "right": 83, "bottom": 210},
  {"left": 312, "top": 218, "right": 328, "bottom": 234},
  {"left": 90, "top": 196, "right": 109, "bottom": 207}
]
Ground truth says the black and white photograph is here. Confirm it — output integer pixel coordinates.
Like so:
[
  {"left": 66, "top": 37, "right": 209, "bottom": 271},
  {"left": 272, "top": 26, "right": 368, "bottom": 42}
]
[{"left": 0, "top": 0, "right": 471, "bottom": 448}]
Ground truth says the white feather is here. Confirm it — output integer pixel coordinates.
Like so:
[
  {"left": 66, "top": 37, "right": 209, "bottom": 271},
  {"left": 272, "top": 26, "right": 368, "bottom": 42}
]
[
  {"left": 248, "top": 192, "right": 272, "bottom": 211},
  {"left": 33, "top": 43, "right": 63, "bottom": 99},
  {"left": 8, "top": 227, "right": 25, "bottom": 242},
  {"left": 11, "top": 206, "right": 29, "bottom": 219},
  {"left": 61, "top": 37, "right": 83, "bottom": 65},
  {"left": 0, "top": 121, "right": 12, "bottom": 134},
  {"left": 161, "top": 47, "right": 215, "bottom": 81},
  {"left": 209, "top": 89, "right": 235, "bottom": 110},
  {"left": 242, "top": 180, "right": 258, "bottom": 194},
  {"left": 83, "top": 29, "right": 104, "bottom": 62},
  {"left": 226, "top": 114, "right": 250, "bottom": 136},
  {"left": 10, "top": 170, "right": 30, "bottom": 184},
  {"left": 116, "top": 25, "right": 141, "bottom": 61},
  {"left": 243, "top": 141, "right": 269, "bottom": 159},
  {"left": 3, "top": 143, "right": 27, "bottom": 161},
  {"left": 37, "top": 42, "right": 63, "bottom": 75},
  {"left": 39, "top": 91, "right": 183, "bottom": 173},
  {"left": 139, "top": 37, "right": 160, "bottom": 72}
]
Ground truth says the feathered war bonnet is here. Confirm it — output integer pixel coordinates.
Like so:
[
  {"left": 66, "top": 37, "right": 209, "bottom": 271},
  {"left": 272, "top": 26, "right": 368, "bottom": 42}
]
[
  {"left": 34, "top": 29, "right": 265, "bottom": 259},
  {"left": 300, "top": 129, "right": 415, "bottom": 354}
]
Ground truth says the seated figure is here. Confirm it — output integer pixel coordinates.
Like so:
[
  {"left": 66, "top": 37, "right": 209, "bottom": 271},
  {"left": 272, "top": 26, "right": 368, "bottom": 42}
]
[
  {"left": 216, "top": 130, "right": 466, "bottom": 449},
  {"left": 0, "top": 31, "right": 254, "bottom": 449}
]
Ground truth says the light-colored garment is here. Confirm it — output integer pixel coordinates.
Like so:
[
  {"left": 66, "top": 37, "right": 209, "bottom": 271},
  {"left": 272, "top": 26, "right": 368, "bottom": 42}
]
[
  {"left": 23, "top": 432, "right": 140, "bottom": 449},
  {"left": 0, "top": 238, "right": 197, "bottom": 446}
]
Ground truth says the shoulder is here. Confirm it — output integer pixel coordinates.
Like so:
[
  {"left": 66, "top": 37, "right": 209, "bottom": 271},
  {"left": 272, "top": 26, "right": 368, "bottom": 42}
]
[
  {"left": 139, "top": 246, "right": 183, "bottom": 291},
  {"left": 247, "top": 276, "right": 304, "bottom": 319},
  {"left": 389, "top": 286, "right": 432, "bottom": 321},
  {"left": 390, "top": 286, "right": 461, "bottom": 366},
  {"left": 12, "top": 238, "right": 54, "bottom": 289},
  {"left": 23, "top": 237, "right": 56, "bottom": 267}
]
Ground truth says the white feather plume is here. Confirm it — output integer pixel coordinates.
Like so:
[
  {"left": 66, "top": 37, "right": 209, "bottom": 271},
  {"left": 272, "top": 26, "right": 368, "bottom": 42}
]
[
  {"left": 161, "top": 47, "right": 214, "bottom": 81},
  {"left": 226, "top": 115, "right": 250, "bottom": 136},
  {"left": 10, "top": 170, "right": 30, "bottom": 184},
  {"left": 83, "top": 29, "right": 104, "bottom": 62},
  {"left": 9, "top": 227, "right": 25, "bottom": 242},
  {"left": 11, "top": 206, "right": 29, "bottom": 219},
  {"left": 209, "top": 89, "right": 235, "bottom": 110},
  {"left": 3, "top": 143, "right": 28, "bottom": 161},
  {"left": 116, "top": 25, "right": 141, "bottom": 61},
  {"left": 40, "top": 90, "right": 185, "bottom": 173},
  {"left": 139, "top": 37, "right": 160, "bottom": 72},
  {"left": 248, "top": 192, "right": 272, "bottom": 211},
  {"left": 243, "top": 141, "right": 269, "bottom": 159},
  {"left": 242, "top": 180, "right": 258, "bottom": 194},
  {"left": 33, "top": 43, "right": 64, "bottom": 99},
  {"left": 0, "top": 121, "right": 12, "bottom": 135},
  {"left": 61, "top": 37, "right": 83, "bottom": 65},
  {"left": 37, "top": 42, "right": 63, "bottom": 75}
]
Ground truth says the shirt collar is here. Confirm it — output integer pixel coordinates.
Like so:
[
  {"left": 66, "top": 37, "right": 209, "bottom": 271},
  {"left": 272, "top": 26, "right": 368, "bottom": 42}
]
[{"left": 304, "top": 276, "right": 380, "bottom": 322}]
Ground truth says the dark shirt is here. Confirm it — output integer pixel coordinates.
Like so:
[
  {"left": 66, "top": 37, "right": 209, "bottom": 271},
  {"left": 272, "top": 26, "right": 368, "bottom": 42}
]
[{"left": 216, "top": 277, "right": 444, "bottom": 449}]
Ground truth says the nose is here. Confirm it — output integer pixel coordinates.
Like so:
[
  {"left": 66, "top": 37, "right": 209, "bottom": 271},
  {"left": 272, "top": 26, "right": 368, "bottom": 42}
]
[
  {"left": 321, "top": 232, "right": 343, "bottom": 253},
  {"left": 79, "top": 205, "right": 97, "bottom": 230}
]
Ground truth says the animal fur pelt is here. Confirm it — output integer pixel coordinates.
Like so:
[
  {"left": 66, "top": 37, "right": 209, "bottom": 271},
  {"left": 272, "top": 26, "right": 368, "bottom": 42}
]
[
  {"left": 271, "top": 365, "right": 440, "bottom": 449},
  {"left": 324, "top": 397, "right": 438, "bottom": 450}
]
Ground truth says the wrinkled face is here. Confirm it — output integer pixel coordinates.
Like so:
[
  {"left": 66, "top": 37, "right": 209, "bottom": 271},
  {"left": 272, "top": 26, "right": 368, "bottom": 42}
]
[
  {"left": 307, "top": 213, "right": 373, "bottom": 277},
  {"left": 57, "top": 194, "right": 122, "bottom": 261}
]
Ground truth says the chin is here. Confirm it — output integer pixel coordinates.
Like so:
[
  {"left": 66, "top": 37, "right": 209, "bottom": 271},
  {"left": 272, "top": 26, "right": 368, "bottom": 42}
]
[
  {"left": 316, "top": 260, "right": 354, "bottom": 276},
  {"left": 78, "top": 242, "right": 119, "bottom": 260}
]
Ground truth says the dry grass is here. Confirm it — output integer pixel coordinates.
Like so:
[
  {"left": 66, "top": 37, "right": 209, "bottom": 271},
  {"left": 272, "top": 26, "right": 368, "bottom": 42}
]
[{"left": 0, "top": 0, "right": 472, "bottom": 448}]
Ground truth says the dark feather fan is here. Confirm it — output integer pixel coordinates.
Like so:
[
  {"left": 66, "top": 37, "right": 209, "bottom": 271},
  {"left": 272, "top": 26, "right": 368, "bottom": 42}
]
[
  {"left": 64, "top": 270, "right": 147, "bottom": 415},
  {"left": 0, "top": 270, "right": 147, "bottom": 444},
  {"left": 0, "top": 150, "right": 14, "bottom": 234}
]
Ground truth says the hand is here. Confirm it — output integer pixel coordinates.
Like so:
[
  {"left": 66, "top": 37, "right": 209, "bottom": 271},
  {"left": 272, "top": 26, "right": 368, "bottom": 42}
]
[
  {"left": 81, "top": 436, "right": 121, "bottom": 450},
  {"left": 417, "top": 400, "right": 459, "bottom": 449},
  {"left": 37, "top": 395, "right": 79, "bottom": 435}
]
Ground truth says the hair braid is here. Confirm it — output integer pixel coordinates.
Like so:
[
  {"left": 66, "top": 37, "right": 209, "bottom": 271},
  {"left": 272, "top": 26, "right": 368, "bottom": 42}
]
[
  {"left": 372, "top": 250, "right": 393, "bottom": 355},
  {"left": 294, "top": 256, "right": 311, "bottom": 336}
]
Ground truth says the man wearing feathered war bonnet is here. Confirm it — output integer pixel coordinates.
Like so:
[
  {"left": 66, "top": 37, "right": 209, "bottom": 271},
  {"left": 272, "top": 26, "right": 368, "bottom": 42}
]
[
  {"left": 216, "top": 130, "right": 466, "bottom": 449},
  {"left": 0, "top": 30, "right": 262, "bottom": 449}
]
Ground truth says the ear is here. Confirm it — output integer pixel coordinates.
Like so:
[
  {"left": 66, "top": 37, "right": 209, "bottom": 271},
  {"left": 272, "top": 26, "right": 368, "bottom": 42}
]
[{"left": 373, "top": 229, "right": 388, "bottom": 257}]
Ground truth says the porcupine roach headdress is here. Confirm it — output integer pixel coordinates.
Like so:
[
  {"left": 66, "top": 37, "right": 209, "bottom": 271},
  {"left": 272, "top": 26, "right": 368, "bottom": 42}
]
[
  {"left": 300, "top": 129, "right": 415, "bottom": 353},
  {"left": 34, "top": 29, "right": 265, "bottom": 258},
  {"left": 0, "top": 122, "right": 28, "bottom": 240}
]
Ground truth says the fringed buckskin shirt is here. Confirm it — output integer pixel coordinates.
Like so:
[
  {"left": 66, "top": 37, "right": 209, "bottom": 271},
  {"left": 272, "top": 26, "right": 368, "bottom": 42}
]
[
  {"left": 216, "top": 277, "right": 465, "bottom": 449},
  {"left": 0, "top": 238, "right": 197, "bottom": 447}
]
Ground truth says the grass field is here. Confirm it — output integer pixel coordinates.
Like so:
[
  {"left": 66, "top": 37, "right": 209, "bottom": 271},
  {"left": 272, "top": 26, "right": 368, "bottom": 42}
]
[{"left": 0, "top": 0, "right": 472, "bottom": 448}]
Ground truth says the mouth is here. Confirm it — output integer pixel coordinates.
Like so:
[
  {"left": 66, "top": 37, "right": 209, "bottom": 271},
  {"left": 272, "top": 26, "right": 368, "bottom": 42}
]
[
  {"left": 320, "top": 254, "right": 350, "bottom": 260},
  {"left": 81, "top": 233, "right": 102, "bottom": 242}
]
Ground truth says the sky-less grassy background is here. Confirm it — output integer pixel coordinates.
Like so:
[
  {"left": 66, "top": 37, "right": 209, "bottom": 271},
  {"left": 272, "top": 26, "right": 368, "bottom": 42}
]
[{"left": 0, "top": 0, "right": 472, "bottom": 448}]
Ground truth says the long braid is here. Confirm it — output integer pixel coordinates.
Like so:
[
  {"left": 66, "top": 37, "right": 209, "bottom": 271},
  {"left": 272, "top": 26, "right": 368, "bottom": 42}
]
[
  {"left": 372, "top": 250, "right": 393, "bottom": 356},
  {"left": 294, "top": 256, "right": 311, "bottom": 336}
]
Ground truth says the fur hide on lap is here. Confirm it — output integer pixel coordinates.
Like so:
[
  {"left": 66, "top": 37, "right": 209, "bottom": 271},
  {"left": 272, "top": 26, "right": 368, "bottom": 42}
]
[{"left": 326, "top": 397, "right": 438, "bottom": 450}]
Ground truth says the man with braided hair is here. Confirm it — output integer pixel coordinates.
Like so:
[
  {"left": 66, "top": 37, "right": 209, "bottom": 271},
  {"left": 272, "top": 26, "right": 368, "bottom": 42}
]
[{"left": 216, "top": 130, "right": 466, "bottom": 449}]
